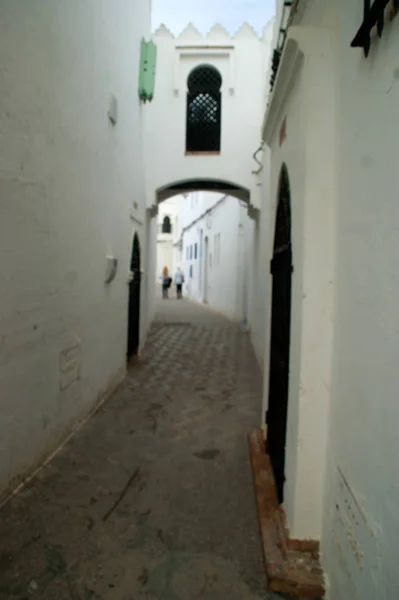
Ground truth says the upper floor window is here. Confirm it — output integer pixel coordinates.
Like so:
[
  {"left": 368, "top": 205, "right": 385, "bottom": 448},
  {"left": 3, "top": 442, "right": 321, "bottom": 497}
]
[
  {"left": 186, "top": 65, "right": 222, "bottom": 153},
  {"left": 162, "top": 216, "right": 172, "bottom": 234}
]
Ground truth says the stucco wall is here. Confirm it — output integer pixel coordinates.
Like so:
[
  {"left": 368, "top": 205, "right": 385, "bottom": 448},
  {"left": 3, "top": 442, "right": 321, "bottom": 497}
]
[
  {"left": 145, "top": 211, "right": 158, "bottom": 325},
  {"left": 156, "top": 197, "right": 182, "bottom": 279},
  {"left": 156, "top": 241, "right": 173, "bottom": 279},
  {"left": 0, "top": 0, "right": 150, "bottom": 498},
  {"left": 263, "top": 21, "right": 336, "bottom": 539},
  {"left": 265, "top": 63, "right": 307, "bottom": 536},
  {"left": 265, "top": 1, "right": 399, "bottom": 597},
  {"left": 204, "top": 197, "right": 241, "bottom": 319},
  {"left": 322, "top": 4, "right": 399, "bottom": 599},
  {"left": 248, "top": 151, "right": 272, "bottom": 368},
  {"left": 177, "top": 192, "right": 252, "bottom": 321}
]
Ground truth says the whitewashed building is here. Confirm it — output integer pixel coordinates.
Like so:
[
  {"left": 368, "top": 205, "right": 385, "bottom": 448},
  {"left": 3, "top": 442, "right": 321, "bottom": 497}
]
[
  {"left": 145, "top": 20, "right": 275, "bottom": 364},
  {"left": 260, "top": 1, "right": 399, "bottom": 598},
  {"left": 171, "top": 192, "right": 252, "bottom": 324},
  {"left": 144, "top": 21, "right": 273, "bottom": 214},
  {"left": 155, "top": 197, "right": 181, "bottom": 279},
  {"left": 0, "top": 0, "right": 152, "bottom": 500}
]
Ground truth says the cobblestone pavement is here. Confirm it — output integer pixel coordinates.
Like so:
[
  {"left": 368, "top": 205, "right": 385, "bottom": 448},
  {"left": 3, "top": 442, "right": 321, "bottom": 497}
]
[{"left": 0, "top": 297, "right": 280, "bottom": 600}]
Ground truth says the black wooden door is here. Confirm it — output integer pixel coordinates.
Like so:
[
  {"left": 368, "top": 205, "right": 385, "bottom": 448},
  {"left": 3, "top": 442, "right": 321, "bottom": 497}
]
[
  {"left": 267, "top": 246, "right": 292, "bottom": 503},
  {"left": 127, "top": 235, "right": 141, "bottom": 359},
  {"left": 266, "top": 165, "right": 292, "bottom": 505}
]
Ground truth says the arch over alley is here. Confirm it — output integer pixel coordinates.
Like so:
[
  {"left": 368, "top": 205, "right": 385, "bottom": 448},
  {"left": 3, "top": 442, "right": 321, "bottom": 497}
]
[
  {"left": 156, "top": 178, "right": 250, "bottom": 203},
  {"left": 144, "top": 22, "right": 273, "bottom": 217}
]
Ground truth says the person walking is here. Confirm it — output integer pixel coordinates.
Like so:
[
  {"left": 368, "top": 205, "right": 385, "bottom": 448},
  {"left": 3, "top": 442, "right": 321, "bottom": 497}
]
[
  {"left": 161, "top": 266, "right": 170, "bottom": 299},
  {"left": 175, "top": 267, "right": 184, "bottom": 299}
]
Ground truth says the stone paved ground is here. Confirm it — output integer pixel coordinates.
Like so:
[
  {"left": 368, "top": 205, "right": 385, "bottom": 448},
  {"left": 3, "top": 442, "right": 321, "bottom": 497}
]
[{"left": 0, "top": 296, "right": 281, "bottom": 600}]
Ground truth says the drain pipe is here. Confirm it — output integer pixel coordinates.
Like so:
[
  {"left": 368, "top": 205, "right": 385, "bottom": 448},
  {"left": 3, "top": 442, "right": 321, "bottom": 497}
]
[{"left": 251, "top": 142, "right": 265, "bottom": 175}]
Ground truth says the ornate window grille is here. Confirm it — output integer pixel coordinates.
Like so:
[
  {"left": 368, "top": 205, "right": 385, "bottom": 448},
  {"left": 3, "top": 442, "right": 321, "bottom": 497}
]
[
  {"left": 269, "top": 1, "right": 296, "bottom": 92},
  {"left": 186, "top": 65, "right": 222, "bottom": 152}
]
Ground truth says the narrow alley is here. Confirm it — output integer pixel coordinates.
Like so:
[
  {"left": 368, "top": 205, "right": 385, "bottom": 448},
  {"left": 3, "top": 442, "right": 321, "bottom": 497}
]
[
  {"left": 4, "top": 0, "right": 399, "bottom": 597},
  {"left": 0, "top": 297, "right": 276, "bottom": 600}
]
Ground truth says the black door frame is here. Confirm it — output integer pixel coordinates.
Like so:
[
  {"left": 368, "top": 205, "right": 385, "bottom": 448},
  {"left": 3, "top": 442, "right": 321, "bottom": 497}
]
[
  {"left": 266, "top": 164, "right": 292, "bottom": 504},
  {"left": 127, "top": 233, "right": 141, "bottom": 360}
]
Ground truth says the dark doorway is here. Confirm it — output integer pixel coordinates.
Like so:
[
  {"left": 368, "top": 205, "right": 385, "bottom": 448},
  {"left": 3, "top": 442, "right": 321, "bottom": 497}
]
[
  {"left": 127, "top": 233, "right": 141, "bottom": 360},
  {"left": 266, "top": 165, "right": 292, "bottom": 504}
]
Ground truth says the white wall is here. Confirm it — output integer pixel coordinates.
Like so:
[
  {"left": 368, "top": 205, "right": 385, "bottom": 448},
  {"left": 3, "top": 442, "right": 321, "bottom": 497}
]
[
  {"left": 0, "top": 0, "right": 150, "bottom": 499},
  {"left": 264, "top": 1, "right": 399, "bottom": 598},
  {"left": 155, "top": 197, "right": 182, "bottom": 279},
  {"left": 322, "top": 3, "right": 399, "bottom": 599},
  {"left": 156, "top": 242, "right": 173, "bottom": 278},
  {"left": 177, "top": 192, "right": 253, "bottom": 321},
  {"left": 146, "top": 210, "right": 158, "bottom": 325},
  {"left": 144, "top": 22, "right": 273, "bottom": 211},
  {"left": 246, "top": 185, "right": 270, "bottom": 367},
  {"left": 262, "top": 18, "right": 336, "bottom": 539}
]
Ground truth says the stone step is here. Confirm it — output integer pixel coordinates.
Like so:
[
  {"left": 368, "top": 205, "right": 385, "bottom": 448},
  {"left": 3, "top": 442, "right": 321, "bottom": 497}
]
[{"left": 248, "top": 428, "right": 325, "bottom": 599}]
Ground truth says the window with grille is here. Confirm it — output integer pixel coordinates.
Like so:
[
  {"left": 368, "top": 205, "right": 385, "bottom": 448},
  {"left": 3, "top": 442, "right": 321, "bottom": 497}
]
[
  {"left": 186, "top": 65, "right": 222, "bottom": 153},
  {"left": 162, "top": 216, "right": 172, "bottom": 234}
]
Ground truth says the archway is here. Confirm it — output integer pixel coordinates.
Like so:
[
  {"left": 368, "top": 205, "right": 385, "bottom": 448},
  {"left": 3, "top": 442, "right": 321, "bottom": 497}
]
[
  {"left": 266, "top": 164, "right": 292, "bottom": 504},
  {"left": 127, "top": 233, "right": 141, "bottom": 360},
  {"left": 153, "top": 181, "right": 253, "bottom": 311},
  {"left": 156, "top": 178, "right": 250, "bottom": 204}
]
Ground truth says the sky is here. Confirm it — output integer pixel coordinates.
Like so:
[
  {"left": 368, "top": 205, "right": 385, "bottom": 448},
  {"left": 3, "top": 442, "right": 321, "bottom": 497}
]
[{"left": 152, "top": 0, "right": 275, "bottom": 36}]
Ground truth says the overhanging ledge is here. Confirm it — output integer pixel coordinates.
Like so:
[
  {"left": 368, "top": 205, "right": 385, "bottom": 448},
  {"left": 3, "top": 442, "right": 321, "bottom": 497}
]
[{"left": 262, "top": 37, "right": 304, "bottom": 146}]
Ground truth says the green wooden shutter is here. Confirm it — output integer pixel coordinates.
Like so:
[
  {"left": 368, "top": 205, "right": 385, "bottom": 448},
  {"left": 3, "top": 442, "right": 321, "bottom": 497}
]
[
  {"left": 144, "top": 40, "right": 157, "bottom": 102},
  {"left": 138, "top": 39, "right": 157, "bottom": 103},
  {"left": 138, "top": 38, "right": 148, "bottom": 101}
]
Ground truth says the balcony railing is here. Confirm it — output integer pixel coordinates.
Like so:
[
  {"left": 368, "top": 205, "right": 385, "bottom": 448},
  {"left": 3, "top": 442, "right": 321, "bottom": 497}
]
[
  {"left": 351, "top": 0, "right": 398, "bottom": 56},
  {"left": 270, "top": 1, "right": 298, "bottom": 92}
]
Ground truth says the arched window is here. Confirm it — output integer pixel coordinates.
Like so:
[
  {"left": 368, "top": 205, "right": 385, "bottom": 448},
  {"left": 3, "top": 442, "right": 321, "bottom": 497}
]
[
  {"left": 186, "top": 65, "right": 222, "bottom": 153},
  {"left": 162, "top": 215, "right": 172, "bottom": 234}
]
